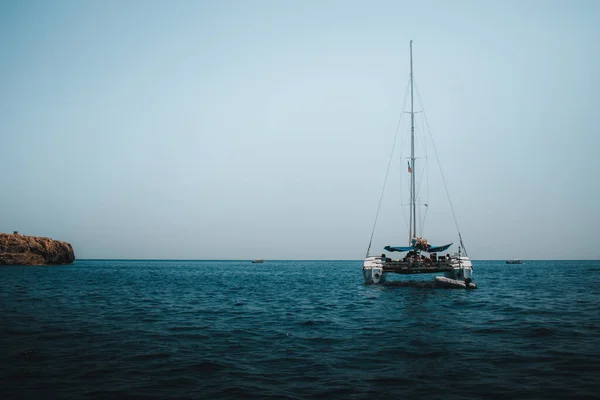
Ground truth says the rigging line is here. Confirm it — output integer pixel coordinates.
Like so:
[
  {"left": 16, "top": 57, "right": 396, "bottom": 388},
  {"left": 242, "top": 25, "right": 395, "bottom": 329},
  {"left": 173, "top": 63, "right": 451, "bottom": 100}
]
[
  {"left": 366, "top": 76, "right": 411, "bottom": 257},
  {"left": 399, "top": 116, "right": 411, "bottom": 239},
  {"left": 399, "top": 78, "right": 412, "bottom": 237},
  {"left": 420, "top": 203, "right": 429, "bottom": 237},
  {"left": 415, "top": 157, "right": 426, "bottom": 234},
  {"left": 415, "top": 82, "right": 468, "bottom": 257},
  {"left": 414, "top": 116, "right": 429, "bottom": 236},
  {"left": 421, "top": 112, "right": 430, "bottom": 237},
  {"left": 422, "top": 112, "right": 430, "bottom": 213},
  {"left": 399, "top": 123, "right": 411, "bottom": 236},
  {"left": 365, "top": 115, "right": 402, "bottom": 258},
  {"left": 410, "top": 115, "right": 427, "bottom": 237}
]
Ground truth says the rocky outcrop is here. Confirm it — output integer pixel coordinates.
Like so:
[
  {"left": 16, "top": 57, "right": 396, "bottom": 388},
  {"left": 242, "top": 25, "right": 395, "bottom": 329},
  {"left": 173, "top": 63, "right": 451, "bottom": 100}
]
[{"left": 0, "top": 233, "right": 75, "bottom": 265}]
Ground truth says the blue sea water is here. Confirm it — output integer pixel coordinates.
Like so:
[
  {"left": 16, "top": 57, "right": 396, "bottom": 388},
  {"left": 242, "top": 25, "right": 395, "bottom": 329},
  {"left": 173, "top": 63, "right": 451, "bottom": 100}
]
[{"left": 1, "top": 260, "right": 599, "bottom": 399}]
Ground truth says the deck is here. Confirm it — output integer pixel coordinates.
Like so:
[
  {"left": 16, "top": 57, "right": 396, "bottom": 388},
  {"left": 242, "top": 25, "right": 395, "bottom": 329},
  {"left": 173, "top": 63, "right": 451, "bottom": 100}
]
[{"left": 382, "top": 260, "right": 453, "bottom": 275}]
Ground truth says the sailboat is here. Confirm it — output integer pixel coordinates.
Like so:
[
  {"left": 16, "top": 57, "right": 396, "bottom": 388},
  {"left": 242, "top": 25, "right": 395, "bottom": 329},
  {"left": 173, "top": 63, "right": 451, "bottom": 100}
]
[{"left": 362, "top": 41, "right": 476, "bottom": 289}]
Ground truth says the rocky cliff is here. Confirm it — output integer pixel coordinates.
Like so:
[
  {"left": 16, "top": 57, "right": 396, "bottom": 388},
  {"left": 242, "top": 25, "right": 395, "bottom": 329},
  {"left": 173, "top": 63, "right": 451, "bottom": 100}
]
[{"left": 0, "top": 233, "right": 75, "bottom": 265}]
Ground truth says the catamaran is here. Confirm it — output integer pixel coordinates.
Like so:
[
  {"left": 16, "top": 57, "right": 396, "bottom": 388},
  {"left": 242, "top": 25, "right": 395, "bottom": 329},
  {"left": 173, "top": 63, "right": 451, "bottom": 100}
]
[{"left": 362, "top": 41, "right": 476, "bottom": 289}]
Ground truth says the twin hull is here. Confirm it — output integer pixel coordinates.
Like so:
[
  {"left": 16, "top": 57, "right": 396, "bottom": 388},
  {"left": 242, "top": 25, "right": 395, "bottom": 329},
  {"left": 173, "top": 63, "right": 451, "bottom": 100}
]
[{"left": 363, "top": 256, "right": 473, "bottom": 285}]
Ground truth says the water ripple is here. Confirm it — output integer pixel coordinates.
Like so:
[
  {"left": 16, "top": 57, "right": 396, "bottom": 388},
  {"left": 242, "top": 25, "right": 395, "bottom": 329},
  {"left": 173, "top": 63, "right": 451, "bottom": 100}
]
[{"left": 1, "top": 260, "right": 600, "bottom": 399}]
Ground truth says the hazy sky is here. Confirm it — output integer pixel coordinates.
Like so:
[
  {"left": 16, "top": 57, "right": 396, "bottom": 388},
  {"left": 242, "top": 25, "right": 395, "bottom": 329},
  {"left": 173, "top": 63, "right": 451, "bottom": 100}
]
[{"left": 1, "top": 0, "right": 598, "bottom": 260}]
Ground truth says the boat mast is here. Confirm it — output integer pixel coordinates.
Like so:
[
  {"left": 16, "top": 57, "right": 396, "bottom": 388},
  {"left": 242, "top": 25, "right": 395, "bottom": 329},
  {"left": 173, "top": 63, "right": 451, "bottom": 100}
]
[{"left": 409, "top": 40, "right": 416, "bottom": 244}]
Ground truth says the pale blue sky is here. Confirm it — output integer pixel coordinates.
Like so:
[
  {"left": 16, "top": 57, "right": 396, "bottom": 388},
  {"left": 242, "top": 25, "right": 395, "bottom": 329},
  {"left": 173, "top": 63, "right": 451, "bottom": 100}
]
[{"left": 1, "top": 0, "right": 598, "bottom": 260}]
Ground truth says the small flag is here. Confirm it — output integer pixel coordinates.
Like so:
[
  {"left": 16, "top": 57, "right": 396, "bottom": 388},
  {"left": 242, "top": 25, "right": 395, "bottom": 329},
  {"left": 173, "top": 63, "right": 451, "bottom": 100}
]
[{"left": 407, "top": 161, "right": 412, "bottom": 173}]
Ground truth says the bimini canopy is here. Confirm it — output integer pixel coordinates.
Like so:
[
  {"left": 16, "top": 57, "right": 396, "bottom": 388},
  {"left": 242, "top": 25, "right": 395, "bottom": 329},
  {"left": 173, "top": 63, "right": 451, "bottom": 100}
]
[
  {"left": 384, "top": 243, "right": 453, "bottom": 253},
  {"left": 428, "top": 243, "right": 453, "bottom": 253},
  {"left": 384, "top": 246, "right": 414, "bottom": 252}
]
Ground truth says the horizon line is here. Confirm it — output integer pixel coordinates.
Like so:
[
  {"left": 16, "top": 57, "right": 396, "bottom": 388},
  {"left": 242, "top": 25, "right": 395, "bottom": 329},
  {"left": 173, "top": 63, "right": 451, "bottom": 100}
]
[{"left": 74, "top": 258, "right": 599, "bottom": 262}]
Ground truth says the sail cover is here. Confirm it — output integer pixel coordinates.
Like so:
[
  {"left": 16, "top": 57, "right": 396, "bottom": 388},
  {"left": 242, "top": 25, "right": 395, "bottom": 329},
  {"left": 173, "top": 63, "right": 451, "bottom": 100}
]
[{"left": 384, "top": 243, "right": 453, "bottom": 253}]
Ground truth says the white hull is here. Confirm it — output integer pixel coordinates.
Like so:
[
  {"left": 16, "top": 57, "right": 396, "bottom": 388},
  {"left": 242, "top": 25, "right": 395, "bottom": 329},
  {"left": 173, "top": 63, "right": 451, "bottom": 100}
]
[
  {"left": 444, "top": 255, "right": 474, "bottom": 286},
  {"left": 363, "top": 254, "right": 474, "bottom": 288},
  {"left": 448, "top": 255, "right": 472, "bottom": 268},
  {"left": 363, "top": 256, "right": 386, "bottom": 284}
]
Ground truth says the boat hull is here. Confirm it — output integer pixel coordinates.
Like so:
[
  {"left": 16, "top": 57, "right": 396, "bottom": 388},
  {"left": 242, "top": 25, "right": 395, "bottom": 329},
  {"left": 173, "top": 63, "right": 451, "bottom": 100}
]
[
  {"left": 363, "top": 257, "right": 386, "bottom": 284},
  {"left": 363, "top": 255, "right": 475, "bottom": 288}
]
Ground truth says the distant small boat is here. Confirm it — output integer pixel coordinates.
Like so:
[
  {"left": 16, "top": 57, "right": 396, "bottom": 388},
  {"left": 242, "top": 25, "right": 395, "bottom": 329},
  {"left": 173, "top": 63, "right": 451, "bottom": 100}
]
[
  {"left": 505, "top": 259, "right": 523, "bottom": 264},
  {"left": 252, "top": 259, "right": 264, "bottom": 264}
]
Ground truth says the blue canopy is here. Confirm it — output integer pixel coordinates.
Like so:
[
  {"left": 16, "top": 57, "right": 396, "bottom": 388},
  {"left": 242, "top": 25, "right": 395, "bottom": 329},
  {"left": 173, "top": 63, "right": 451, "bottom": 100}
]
[
  {"left": 384, "top": 243, "right": 453, "bottom": 253},
  {"left": 427, "top": 243, "right": 453, "bottom": 253},
  {"left": 384, "top": 246, "right": 414, "bottom": 252}
]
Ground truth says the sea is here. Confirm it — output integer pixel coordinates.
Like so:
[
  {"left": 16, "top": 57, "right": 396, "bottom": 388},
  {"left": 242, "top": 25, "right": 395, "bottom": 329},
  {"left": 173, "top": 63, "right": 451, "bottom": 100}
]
[{"left": 1, "top": 260, "right": 599, "bottom": 399}]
